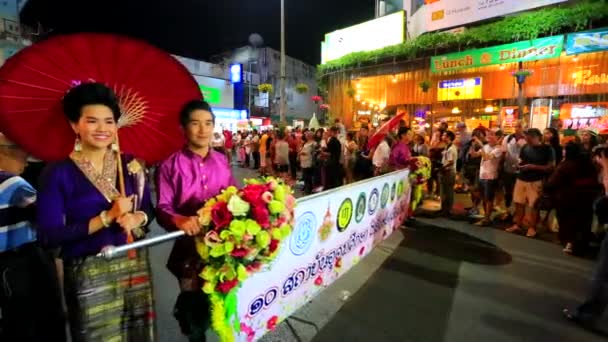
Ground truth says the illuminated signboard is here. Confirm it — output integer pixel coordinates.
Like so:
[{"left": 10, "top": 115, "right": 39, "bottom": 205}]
[
  {"left": 321, "top": 11, "right": 404, "bottom": 64},
  {"left": 431, "top": 36, "right": 563, "bottom": 73},
  {"left": 230, "top": 64, "right": 243, "bottom": 83},
  {"left": 437, "top": 77, "right": 482, "bottom": 101},
  {"left": 194, "top": 75, "right": 234, "bottom": 109},
  {"left": 409, "top": 0, "right": 567, "bottom": 37},
  {"left": 566, "top": 28, "right": 608, "bottom": 55}
]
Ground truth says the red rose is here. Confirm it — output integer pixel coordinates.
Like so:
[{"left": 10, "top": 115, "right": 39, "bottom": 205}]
[
  {"left": 269, "top": 239, "right": 279, "bottom": 253},
  {"left": 241, "top": 184, "right": 269, "bottom": 204},
  {"left": 251, "top": 205, "right": 271, "bottom": 228},
  {"left": 314, "top": 276, "right": 323, "bottom": 286},
  {"left": 335, "top": 257, "right": 342, "bottom": 268},
  {"left": 267, "top": 315, "right": 279, "bottom": 331},
  {"left": 216, "top": 279, "right": 239, "bottom": 294},
  {"left": 211, "top": 201, "right": 233, "bottom": 230},
  {"left": 359, "top": 246, "right": 365, "bottom": 256},
  {"left": 246, "top": 261, "right": 262, "bottom": 273},
  {"left": 231, "top": 248, "right": 249, "bottom": 258}
]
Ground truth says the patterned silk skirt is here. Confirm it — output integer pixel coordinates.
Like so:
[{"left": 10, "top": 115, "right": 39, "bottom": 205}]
[{"left": 63, "top": 249, "right": 156, "bottom": 342}]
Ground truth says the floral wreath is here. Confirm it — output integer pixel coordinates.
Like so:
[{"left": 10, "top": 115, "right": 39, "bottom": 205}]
[{"left": 195, "top": 177, "right": 296, "bottom": 342}]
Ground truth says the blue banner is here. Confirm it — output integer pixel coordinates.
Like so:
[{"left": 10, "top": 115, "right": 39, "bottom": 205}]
[{"left": 566, "top": 29, "right": 608, "bottom": 55}]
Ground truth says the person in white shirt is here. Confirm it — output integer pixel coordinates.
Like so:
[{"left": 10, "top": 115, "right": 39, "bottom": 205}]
[
  {"left": 298, "top": 132, "right": 316, "bottom": 194},
  {"left": 372, "top": 137, "right": 391, "bottom": 176},
  {"left": 470, "top": 129, "right": 503, "bottom": 226},
  {"left": 440, "top": 131, "right": 458, "bottom": 216},
  {"left": 501, "top": 121, "right": 526, "bottom": 213}
]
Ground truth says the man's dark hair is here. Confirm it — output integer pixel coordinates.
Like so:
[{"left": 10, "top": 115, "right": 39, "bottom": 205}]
[
  {"left": 398, "top": 127, "right": 410, "bottom": 139},
  {"left": 179, "top": 100, "right": 215, "bottom": 127},
  {"left": 445, "top": 130, "right": 455, "bottom": 142},
  {"left": 330, "top": 126, "right": 339, "bottom": 133}
]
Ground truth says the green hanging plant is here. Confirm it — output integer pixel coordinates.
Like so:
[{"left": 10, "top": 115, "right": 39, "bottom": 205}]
[
  {"left": 418, "top": 80, "right": 431, "bottom": 93},
  {"left": 258, "top": 83, "right": 273, "bottom": 93},
  {"left": 346, "top": 88, "right": 356, "bottom": 98},
  {"left": 295, "top": 83, "right": 309, "bottom": 94}
]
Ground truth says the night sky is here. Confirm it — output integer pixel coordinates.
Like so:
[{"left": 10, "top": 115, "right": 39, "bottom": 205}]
[{"left": 20, "top": 0, "right": 375, "bottom": 65}]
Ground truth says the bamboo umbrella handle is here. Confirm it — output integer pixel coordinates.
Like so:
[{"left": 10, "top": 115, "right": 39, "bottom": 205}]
[{"left": 114, "top": 133, "right": 136, "bottom": 258}]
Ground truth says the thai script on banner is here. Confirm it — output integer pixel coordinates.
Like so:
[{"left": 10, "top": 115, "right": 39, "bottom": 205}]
[
  {"left": 430, "top": 36, "right": 564, "bottom": 73},
  {"left": 235, "top": 170, "right": 411, "bottom": 341},
  {"left": 566, "top": 28, "right": 608, "bottom": 55}
]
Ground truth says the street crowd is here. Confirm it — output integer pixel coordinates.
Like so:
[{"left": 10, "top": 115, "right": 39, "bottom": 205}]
[{"left": 2, "top": 81, "right": 608, "bottom": 341}]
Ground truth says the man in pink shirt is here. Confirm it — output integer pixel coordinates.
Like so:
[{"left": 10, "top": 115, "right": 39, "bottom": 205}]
[{"left": 156, "top": 100, "right": 236, "bottom": 341}]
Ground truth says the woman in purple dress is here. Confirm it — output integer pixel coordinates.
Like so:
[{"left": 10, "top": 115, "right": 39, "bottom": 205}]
[{"left": 37, "top": 83, "right": 156, "bottom": 342}]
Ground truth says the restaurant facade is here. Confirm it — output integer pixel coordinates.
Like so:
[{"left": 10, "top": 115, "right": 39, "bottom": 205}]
[{"left": 325, "top": 28, "right": 608, "bottom": 136}]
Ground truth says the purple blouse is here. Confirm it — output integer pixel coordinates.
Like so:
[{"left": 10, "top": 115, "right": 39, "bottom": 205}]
[
  {"left": 156, "top": 148, "right": 236, "bottom": 278},
  {"left": 389, "top": 141, "right": 412, "bottom": 169},
  {"left": 36, "top": 156, "right": 154, "bottom": 259}
]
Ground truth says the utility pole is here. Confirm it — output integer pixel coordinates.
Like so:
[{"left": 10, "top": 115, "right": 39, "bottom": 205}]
[{"left": 280, "top": 0, "right": 287, "bottom": 124}]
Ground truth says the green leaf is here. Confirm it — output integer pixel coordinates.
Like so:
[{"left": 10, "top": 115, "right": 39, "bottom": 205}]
[
  {"left": 245, "top": 219, "right": 262, "bottom": 235},
  {"left": 229, "top": 220, "right": 246, "bottom": 237},
  {"left": 237, "top": 264, "right": 249, "bottom": 281},
  {"left": 224, "top": 242, "right": 235, "bottom": 253},
  {"left": 256, "top": 231, "right": 271, "bottom": 249},
  {"left": 210, "top": 245, "right": 227, "bottom": 258},
  {"left": 269, "top": 201, "right": 285, "bottom": 215}
]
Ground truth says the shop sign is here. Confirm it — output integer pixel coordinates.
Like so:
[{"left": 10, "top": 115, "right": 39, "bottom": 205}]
[
  {"left": 431, "top": 36, "right": 564, "bottom": 73},
  {"left": 199, "top": 85, "right": 221, "bottom": 105},
  {"left": 566, "top": 29, "right": 608, "bottom": 55},
  {"left": 437, "top": 77, "right": 482, "bottom": 101},
  {"left": 571, "top": 69, "right": 608, "bottom": 87}
]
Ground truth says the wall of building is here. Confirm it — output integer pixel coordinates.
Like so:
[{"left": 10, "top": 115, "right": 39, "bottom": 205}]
[{"left": 231, "top": 46, "right": 318, "bottom": 120}]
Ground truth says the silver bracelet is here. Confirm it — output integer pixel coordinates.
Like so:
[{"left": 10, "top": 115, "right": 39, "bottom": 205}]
[
  {"left": 100, "top": 211, "right": 111, "bottom": 228},
  {"left": 136, "top": 211, "right": 149, "bottom": 227}
]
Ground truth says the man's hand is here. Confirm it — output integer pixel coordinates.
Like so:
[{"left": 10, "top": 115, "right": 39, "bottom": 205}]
[
  {"left": 174, "top": 215, "right": 201, "bottom": 236},
  {"left": 116, "top": 213, "right": 144, "bottom": 234}
]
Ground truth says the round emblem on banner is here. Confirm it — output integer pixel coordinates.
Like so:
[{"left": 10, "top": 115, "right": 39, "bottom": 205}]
[
  {"left": 397, "top": 180, "right": 404, "bottom": 198},
  {"left": 381, "top": 183, "right": 390, "bottom": 208},
  {"left": 355, "top": 192, "right": 366, "bottom": 223},
  {"left": 290, "top": 212, "right": 316, "bottom": 256},
  {"left": 368, "top": 188, "right": 379, "bottom": 215},
  {"left": 390, "top": 183, "right": 397, "bottom": 202},
  {"left": 337, "top": 198, "right": 353, "bottom": 232}
]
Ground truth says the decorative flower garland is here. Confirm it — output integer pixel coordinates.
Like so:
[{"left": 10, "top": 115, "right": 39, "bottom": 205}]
[
  {"left": 408, "top": 156, "right": 432, "bottom": 212},
  {"left": 195, "top": 177, "right": 296, "bottom": 342}
]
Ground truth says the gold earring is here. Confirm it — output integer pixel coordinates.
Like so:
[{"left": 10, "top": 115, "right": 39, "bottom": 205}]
[
  {"left": 74, "top": 135, "right": 82, "bottom": 152},
  {"left": 111, "top": 141, "right": 119, "bottom": 152}
]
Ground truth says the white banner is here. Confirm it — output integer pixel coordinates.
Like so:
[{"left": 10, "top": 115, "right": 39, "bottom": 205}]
[
  {"left": 236, "top": 170, "right": 411, "bottom": 340},
  {"left": 409, "top": 0, "right": 567, "bottom": 37}
]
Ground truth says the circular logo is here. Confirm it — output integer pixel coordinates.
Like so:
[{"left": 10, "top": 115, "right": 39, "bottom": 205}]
[
  {"left": 355, "top": 192, "right": 366, "bottom": 223},
  {"left": 368, "top": 189, "right": 379, "bottom": 215},
  {"left": 381, "top": 183, "right": 390, "bottom": 208},
  {"left": 397, "top": 180, "right": 404, "bottom": 198},
  {"left": 337, "top": 198, "right": 353, "bottom": 232},
  {"left": 390, "top": 183, "right": 396, "bottom": 202},
  {"left": 290, "top": 212, "right": 316, "bottom": 256}
]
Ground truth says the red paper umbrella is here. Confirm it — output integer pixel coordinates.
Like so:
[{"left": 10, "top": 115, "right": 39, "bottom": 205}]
[
  {"left": 0, "top": 33, "right": 201, "bottom": 164},
  {"left": 368, "top": 111, "right": 407, "bottom": 150}
]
